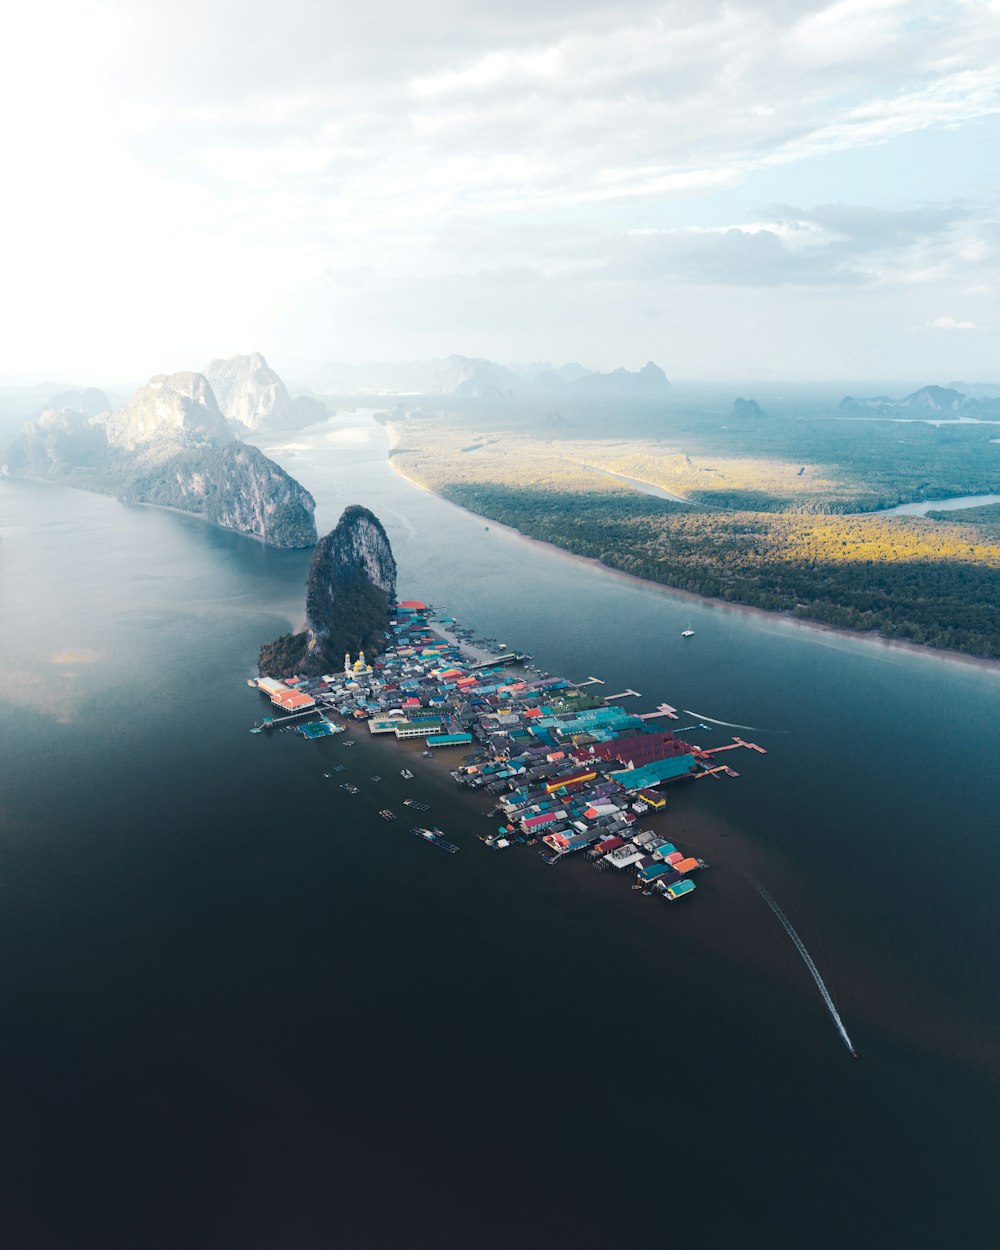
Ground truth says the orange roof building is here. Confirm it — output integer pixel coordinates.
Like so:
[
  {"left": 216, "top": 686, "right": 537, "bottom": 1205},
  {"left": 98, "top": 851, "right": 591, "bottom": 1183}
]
[{"left": 273, "top": 690, "right": 316, "bottom": 711}]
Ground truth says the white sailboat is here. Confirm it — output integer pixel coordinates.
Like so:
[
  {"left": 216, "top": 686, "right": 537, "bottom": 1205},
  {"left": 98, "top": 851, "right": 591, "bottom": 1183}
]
[{"left": 681, "top": 620, "right": 695, "bottom": 637}]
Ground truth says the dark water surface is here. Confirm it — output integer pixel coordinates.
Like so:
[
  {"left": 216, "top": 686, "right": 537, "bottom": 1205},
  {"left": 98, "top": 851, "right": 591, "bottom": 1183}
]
[{"left": 1, "top": 416, "right": 998, "bottom": 1249}]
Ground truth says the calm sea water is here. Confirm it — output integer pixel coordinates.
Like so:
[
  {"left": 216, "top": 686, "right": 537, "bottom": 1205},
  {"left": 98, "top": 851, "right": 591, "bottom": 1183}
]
[{"left": 1, "top": 415, "right": 998, "bottom": 1249}]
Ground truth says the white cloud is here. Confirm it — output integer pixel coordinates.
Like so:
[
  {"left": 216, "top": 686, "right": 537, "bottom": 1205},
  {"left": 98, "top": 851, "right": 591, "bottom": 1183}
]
[
  {"left": 926, "top": 316, "right": 977, "bottom": 330},
  {"left": 2, "top": 0, "right": 1000, "bottom": 378}
]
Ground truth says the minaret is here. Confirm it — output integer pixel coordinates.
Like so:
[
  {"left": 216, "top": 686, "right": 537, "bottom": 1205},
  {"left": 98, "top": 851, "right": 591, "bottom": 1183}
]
[{"left": 344, "top": 652, "right": 351, "bottom": 675}]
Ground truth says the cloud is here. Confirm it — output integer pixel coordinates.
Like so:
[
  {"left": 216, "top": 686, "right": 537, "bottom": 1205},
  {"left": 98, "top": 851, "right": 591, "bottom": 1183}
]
[
  {"left": 926, "top": 315, "right": 977, "bottom": 330},
  {"left": 605, "top": 202, "right": 973, "bottom": 287},
  {"left": 2, "top": 0, "right": 1000, "bottom": 377}
]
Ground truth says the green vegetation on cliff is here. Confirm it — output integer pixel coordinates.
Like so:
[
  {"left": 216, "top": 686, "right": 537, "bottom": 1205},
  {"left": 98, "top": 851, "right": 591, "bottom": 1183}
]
[
  {"left": 257, "top": 631, "right": 312, "bottom": 676},
  {"left": 123, "top": 443, "right": 317, "bottom": 548},
  {"left": 258, "top": 505, "right": 397, "bottom": 677}
]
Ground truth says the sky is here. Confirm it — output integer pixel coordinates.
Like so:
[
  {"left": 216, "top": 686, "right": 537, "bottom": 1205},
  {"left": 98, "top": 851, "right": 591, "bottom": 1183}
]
[{"left": 2, "top": 0, "right": 1000, "bottom": 384}]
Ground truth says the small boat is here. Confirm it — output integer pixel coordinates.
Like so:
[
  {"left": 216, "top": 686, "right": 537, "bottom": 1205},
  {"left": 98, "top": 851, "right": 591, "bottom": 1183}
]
[
  {"left": 400, "top": 769, "right": 414, "bottom": 780},
  {"left": 371, "top": 775, "right": 382, "bottom": 782},
  {"left": 681, "top": 628, "right": 695, "bottom": 638},
  {"left": 379, "top": 809, "right": 396, "bottom": 821},
  {"left": 403, "top": 799, "right": 429, "bottom": 811}
]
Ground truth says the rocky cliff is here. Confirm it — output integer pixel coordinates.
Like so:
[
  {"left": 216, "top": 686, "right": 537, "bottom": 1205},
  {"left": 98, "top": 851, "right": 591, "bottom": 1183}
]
[
  {"left": 102, "top": 371, "right": 233, "bottom": 456},
  {"left": 258, "top": 505, "right": 397, "bottom": 676},
  {"left": 203, "top": 352, "right": 327, "bottom": 432},
  {"left": 123, "top": 442, "right": 318, "bottom": 548},
  {"left": 6, "top": 371, "right": 317, "bottom": 548}
]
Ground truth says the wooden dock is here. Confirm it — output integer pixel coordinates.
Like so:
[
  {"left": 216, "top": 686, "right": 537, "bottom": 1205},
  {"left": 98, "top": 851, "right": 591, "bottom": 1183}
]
[
  {"left": 637, "top": 703, "right": 680, "bottom": 721},
  {"left": 700, "top": 736, "right": 767, "bottom": 756}
]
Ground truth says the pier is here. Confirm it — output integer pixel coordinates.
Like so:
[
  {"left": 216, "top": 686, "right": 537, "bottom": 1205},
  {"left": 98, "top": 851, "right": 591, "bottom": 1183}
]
[
  {"left": 699, "top": 737, "right": 768, "bottom": 756},
  {"left": 250, "top": 708, "right": 328, "bottom": 733},
  {"left": 638, "top": 703, "right": 680, "bottom": 721},
  {"left": 468, "top": 651, "right": 533, "bottom": 671},
  {"left": 603, "top": 688, "right": 641, "bottom": 701},
  {"left": 698, "top": 764, "right": 740, "bottom": 779}
]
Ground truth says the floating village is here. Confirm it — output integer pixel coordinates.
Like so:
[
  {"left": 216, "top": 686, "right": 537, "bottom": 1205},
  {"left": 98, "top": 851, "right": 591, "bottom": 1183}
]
[{"left": 249, "top": 600, "right": 767, "bottom": 903}]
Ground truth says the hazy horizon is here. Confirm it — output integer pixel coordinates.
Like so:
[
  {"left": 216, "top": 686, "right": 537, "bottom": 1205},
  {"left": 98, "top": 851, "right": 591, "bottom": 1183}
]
[{"left": 4, "top": 1, "right": 1000, "bottom": 383}]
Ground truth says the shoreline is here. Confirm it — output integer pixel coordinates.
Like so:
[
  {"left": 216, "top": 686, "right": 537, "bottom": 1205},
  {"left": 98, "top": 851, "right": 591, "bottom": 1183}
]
[
  {"left": 4, "top": 472, "right": 315, "bottom": 551},
  {"left": 386, "top": 449, "right": 1000, "bottom": 677}
]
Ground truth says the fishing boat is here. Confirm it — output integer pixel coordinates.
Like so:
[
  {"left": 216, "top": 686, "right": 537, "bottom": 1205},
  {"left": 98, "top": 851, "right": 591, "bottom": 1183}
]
[
  {"left": 410, "top": 826, "right": 459, "bottom": 853},
  {"left": 403, "top": 799, "right": 429, "bottom": 811}
]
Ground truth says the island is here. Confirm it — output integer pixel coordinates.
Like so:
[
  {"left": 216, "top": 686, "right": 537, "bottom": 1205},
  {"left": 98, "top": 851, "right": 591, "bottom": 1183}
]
[
  {"left": 258, "top": 505, "right": 397, "bottom": 675},
  {"left": 5, "top": 369, "right": 317, "bottom": 548}
]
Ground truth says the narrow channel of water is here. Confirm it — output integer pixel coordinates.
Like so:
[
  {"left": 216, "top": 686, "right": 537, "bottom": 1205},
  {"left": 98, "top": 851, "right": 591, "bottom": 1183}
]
[{"left": 876, "top": 492, "right": 1000, "bottom": 516}]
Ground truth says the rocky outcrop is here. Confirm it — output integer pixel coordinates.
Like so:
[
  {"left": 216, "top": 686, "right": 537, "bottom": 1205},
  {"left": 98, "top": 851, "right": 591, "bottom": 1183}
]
[
  {"left": 259, "top": 505, "right": 396, "bottom": 676},
  {"left": 101, "top": 371, "right": 233, "bottom": 456},
  {"left": 731, "top": 397, "right": 766, "bottom": 418},
  {"left": 5, "top": 371, "right": 317, "bottom": 548},
  {"left": 203, "top": 352, "right": 327, "bottom": 432}
]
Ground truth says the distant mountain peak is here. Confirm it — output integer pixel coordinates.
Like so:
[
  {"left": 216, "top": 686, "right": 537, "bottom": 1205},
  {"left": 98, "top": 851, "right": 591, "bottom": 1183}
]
[
  {"left": 900, "top": 385, "right": 964, "bottom": 411},
  {"left": 838, "top": 383, "right": 1000, "bottom": 420},
  {"left": 204, "top": 352, "right": 327, "bottom": 432}
]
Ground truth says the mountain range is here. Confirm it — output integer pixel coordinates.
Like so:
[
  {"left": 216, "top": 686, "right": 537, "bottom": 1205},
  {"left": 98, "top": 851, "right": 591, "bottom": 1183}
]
[
  {"left": 313, "top": 355, "right": 670, "bottom": 399},
  {"left": 839, "top": 384, "right": 1000, "bottom": 419}
]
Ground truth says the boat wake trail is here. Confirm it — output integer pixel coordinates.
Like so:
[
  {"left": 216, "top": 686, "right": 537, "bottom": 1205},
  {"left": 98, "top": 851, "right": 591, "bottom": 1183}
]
[
  {"left": 682, "top": 710, "right": 785, "bottom": 733},
  {"left": 742, "top": 872, "right": 857, "bottom": 1058}
]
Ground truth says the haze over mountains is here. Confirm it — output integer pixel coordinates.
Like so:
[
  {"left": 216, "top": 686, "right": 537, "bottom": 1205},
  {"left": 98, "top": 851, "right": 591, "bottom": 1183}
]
[
  {"left": 313, "top": 355, "right": 670, "bottom": 399},
  {"left": 204, "top": 352, "right": 327, "bottom": 432},
  {"left": 6, "top": 358, "right": 318, "bottom": 548},
  {"left": 839, "top": 384, "right": 1000, "bottom": 419}
]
